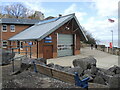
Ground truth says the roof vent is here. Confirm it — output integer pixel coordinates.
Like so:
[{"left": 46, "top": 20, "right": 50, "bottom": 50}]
[{"left": 59, "top": 14, "right": 62, "bottom": 17}]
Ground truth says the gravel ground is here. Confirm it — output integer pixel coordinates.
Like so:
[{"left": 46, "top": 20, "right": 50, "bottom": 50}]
[
  {"left": 1, "top": 60, "right": 109, "bottom": 89},
  {"left": 2, "top": 60, "right": 79, "bottom": 89}
]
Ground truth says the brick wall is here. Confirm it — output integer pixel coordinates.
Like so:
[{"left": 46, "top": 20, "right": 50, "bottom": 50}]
[
  {"left": 37, "top": 20, "right": 81, "bottom": 58},
  {"left": 1, "top": 24, "right": 31, "bottom": 40},
  {"left": 0, "top": 24, "right": 32, "bottom": 48}
]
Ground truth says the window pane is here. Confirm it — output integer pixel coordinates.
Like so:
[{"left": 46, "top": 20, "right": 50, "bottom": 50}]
[
  {"left": 3, "top": 41, "right": 7, "bottom": 47},
  {"left": 10, "top": 25, "right": 15, "bottom": 31},
  {"left": 20, "top": 42, "right": 23, "bottom": 48},
  {"left": 3, "top": 25, "right": 7, "bottom": 31}
]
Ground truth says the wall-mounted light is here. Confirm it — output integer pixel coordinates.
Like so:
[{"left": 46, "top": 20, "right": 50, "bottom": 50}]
[{"left": 65, "top": 27, "right": 70, "bottom": 30}]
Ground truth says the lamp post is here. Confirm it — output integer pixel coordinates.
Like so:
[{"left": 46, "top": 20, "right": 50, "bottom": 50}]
[
  {"left": 111, "top": 30, "right": 113, "bottom": 54},
  {"left": 108, "top": 18, "right": 115, "bottom": 54}
]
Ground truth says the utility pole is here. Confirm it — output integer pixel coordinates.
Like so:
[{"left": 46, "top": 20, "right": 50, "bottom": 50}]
[{"left": 111, "top": 30, "right": 113, "bottom": 54}]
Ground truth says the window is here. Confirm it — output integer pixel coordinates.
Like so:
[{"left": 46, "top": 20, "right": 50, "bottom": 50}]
[
  {"left": 20, "top": 41, "right": 23, "bottom": 48},
  {"left": 2, "top": 25, "right": 7, "bottom": 32},
  {"left": 10, "top": 25, "right": 15, "bottom": 32},
  {"left": 2, "top": 41, "right": 7, "bottom": 48},
  {"left": 17, "top": 41, "right": 20, "bottom": 48},
  {"left": 17, "top": 41, "right": 23, "bottom": 49}
]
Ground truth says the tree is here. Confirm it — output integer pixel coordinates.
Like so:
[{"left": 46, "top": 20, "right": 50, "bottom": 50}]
[
  {"left": 0, "top": 6, "right": 4, "bottom": 18},
  {"left": 82, "top": 27, "right": 97, "bottom": 44},
  {"left": 28, "top": 11, "right": 44, "bottom": 20},
  {"left": 4, "top": 3, "right": 31, "bottom": 18}
]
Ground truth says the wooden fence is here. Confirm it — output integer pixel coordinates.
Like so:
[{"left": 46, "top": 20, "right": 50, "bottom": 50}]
[
  {"left": 35, "top": 64, "right": 75, "bottom": 84},
  {"left": 97, "top": 45, "right": 120, "bottom": 56},
  {"left": 30, "top": 64, "right": 109, "bottom": 88}
]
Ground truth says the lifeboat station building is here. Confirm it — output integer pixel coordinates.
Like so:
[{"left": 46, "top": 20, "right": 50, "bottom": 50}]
[{"left": 9, "top": 13, "right": 87, "bottom": 59}]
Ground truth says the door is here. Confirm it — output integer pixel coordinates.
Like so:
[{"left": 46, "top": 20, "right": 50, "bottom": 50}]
[
  {"left": 43, "top": 45, "right": 53, "bottom": 59},
  {"left": 57, "top": 34, "right": 73, "bottom": 57}
]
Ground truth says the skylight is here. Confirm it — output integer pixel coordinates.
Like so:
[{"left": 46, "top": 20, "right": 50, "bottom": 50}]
[{"left": 37, "top": 17, "right": 60, "bottom": 25}]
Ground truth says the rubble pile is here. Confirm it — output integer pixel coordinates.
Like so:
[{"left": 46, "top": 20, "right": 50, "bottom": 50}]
[
  {"left": 72, "top": 57, "right": 120, "bottom": 88},
  {"left": 47, "top": 56, "right": 120, "bottom": 88},
  {"left": 10, "top": 56, "right": 119, "bottom": 88}
]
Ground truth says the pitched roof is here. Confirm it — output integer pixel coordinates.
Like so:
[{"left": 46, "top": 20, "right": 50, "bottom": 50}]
[
  {"left": 9, "top": 13, "right": 88, "bottom": 41},
  {"left": 1, "top": 18, "right": 40, "bottom": 25}
]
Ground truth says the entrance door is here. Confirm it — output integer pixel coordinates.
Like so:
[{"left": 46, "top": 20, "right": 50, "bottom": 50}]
[{"left": 43, "top": 45, "right": 53, "bottom": 59}]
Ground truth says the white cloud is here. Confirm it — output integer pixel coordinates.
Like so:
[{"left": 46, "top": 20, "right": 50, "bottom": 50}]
[
  {"left": 82, "top": 0, "right": 118, "bottom": 42},
  {"left": 94, "top": 0, "right": 118, "bottom": 17},
  {"left": 64, "top": 4, "right": 76, "bottom": 14},
  {"left": 24, "top": 2, "right": 54, "bottom": 14},
  {"left": 63, "top": 2, "right": 118, "bottom": 42},
  {"left": 64, "top": 3, "right": 87, "bottom": 21},
  {"left": 83, "top": 17, "right": 118, "bottom": 40}
]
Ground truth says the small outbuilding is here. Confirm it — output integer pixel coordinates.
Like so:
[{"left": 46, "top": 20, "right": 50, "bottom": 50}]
[{"left": 9, "top": 13, "right": 87, "bottom": 59}]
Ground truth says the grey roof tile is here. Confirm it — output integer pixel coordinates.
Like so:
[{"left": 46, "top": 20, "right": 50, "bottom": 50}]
[
  {"left": 9, "top": 13, "right": 87, "bottom": 41},
  {"left": 1, "top": 18, "right": 40, "bottom": 25}
]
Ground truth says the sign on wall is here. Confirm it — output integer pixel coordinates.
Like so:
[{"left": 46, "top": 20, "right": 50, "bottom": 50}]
[
  {"left": 44, "top": 36, "right": 52, "bottom": 43},
  {"left": 28, "top": 42, "right": 33, "bottom": 45}
]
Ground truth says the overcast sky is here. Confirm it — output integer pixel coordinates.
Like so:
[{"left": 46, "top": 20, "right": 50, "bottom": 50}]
[{"left": 0, "top": 0, "right": 119, "bottom": 45}]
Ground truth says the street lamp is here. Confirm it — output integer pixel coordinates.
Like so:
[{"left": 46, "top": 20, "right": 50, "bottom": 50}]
[{"left": 111, "top": 30, "right": 113, "bottom": 54}]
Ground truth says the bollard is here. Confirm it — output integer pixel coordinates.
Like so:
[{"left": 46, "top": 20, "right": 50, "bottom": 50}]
[
  {"left": 30, "top": 46, "right": 32, "bottom": 58},
  {"left": 12, "top": 58, "right": 14, "bottom": 72},
  {"left": 33, "top": 61, "right": 37, "bottom": 73},
  {"left": 74, "top": 72, "right": 89, "bottom": 89}
]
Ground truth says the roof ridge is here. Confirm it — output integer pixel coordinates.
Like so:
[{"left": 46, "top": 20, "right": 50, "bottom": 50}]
[
  {"left": 1, "top": 18, "right": 41, "bottom": 21},
  {"left": 35, "top": 13, "right": 75, "bottom": 26},
  {"left": 61, "top": 13, "right": 75, "bottom": 18}
]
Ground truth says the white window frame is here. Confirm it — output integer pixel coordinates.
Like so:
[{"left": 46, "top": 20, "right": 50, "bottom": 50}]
[
  {"left": 2, "top": 25, "right": 7, "bottom": 32},
  {"left": 2, "top": 40, "right": 8, "bottom": 48},
  {"left": 10, "top": 25, "right": 15, "bottom": 32},
  {"left": 16, "top": 41, "right": 23, "bottom": 50},
  {"left": 20, "top": 41, "right": 23, "bottom": 49}
]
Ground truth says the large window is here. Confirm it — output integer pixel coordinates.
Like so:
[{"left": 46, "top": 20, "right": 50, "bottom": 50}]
[
  {"left": 20, "top": 41, "right": 23, "bottom": 48},
  {"left": 2, "top": 25, "right": 7, "bottom": 32},
  {"left": 10, "top": 25, "right": 15, "bottom": 32},
  {"left": 2, "top": 41, "right": 7, "bottom": 48},
  {"left": 17, "top": 41, "right": 23, "bottom": 49}
]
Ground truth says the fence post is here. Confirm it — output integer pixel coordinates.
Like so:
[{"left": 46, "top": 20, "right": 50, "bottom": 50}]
[
  {"left": 12, "top": 49, "right": 14, "bottom": 72},
  {"left": 33, "top": 61, "right": 37, "bottom": 73},
  {"left": 18, "top": 48, "right": 20, "bottom": 54},
  {"left": 30, "top": 46, "right": 32, "bottom": 58},
  {"left": 26, "top": 46, "right": 27, "bottom": 57}
]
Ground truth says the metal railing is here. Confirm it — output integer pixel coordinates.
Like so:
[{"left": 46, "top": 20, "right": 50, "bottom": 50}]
[{"left": 10, "top": 55, "right": 27, "bottom": 72}]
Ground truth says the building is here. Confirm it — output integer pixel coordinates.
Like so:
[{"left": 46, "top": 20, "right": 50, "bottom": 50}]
[
  {"left": 8, "top": 13, "right": 87, "bottom": 59},
  {"left": 0, "top": 18, "right": 40, "bottom": 48},
  {"left": 34, "top": 11, "right": 44, "bottom": 20}
]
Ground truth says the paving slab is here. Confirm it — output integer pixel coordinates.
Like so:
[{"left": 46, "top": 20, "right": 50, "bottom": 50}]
[{"left": 48, "top": 47, "right": 119, "bottom": 69}]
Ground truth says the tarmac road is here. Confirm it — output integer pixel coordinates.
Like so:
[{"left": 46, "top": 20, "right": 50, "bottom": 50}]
[{"left": 48, "top": 47, "right": 119, "bottom": 69}]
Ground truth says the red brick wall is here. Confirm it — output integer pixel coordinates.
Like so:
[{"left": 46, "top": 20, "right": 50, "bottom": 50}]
[
  {"left": 1, "top": 24, "right": 31, "bottom": 40},
  {"left": 37, "top": 20, "right": 81, "bottom": 58},
  {"left": 0, "top": 24, "right": 32, "bottom": 48},
  {"left": 10, "top": 41, "right": 37, "bottom": 58}
]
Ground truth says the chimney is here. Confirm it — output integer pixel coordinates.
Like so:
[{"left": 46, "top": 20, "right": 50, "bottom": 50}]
[{"left": 59, "top": 14, "right": 62, "bottom": 17}]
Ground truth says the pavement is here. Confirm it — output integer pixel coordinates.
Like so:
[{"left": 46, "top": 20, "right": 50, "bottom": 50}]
[{"left": 47, "top": 47, "right": 119, "bottom": 69}]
